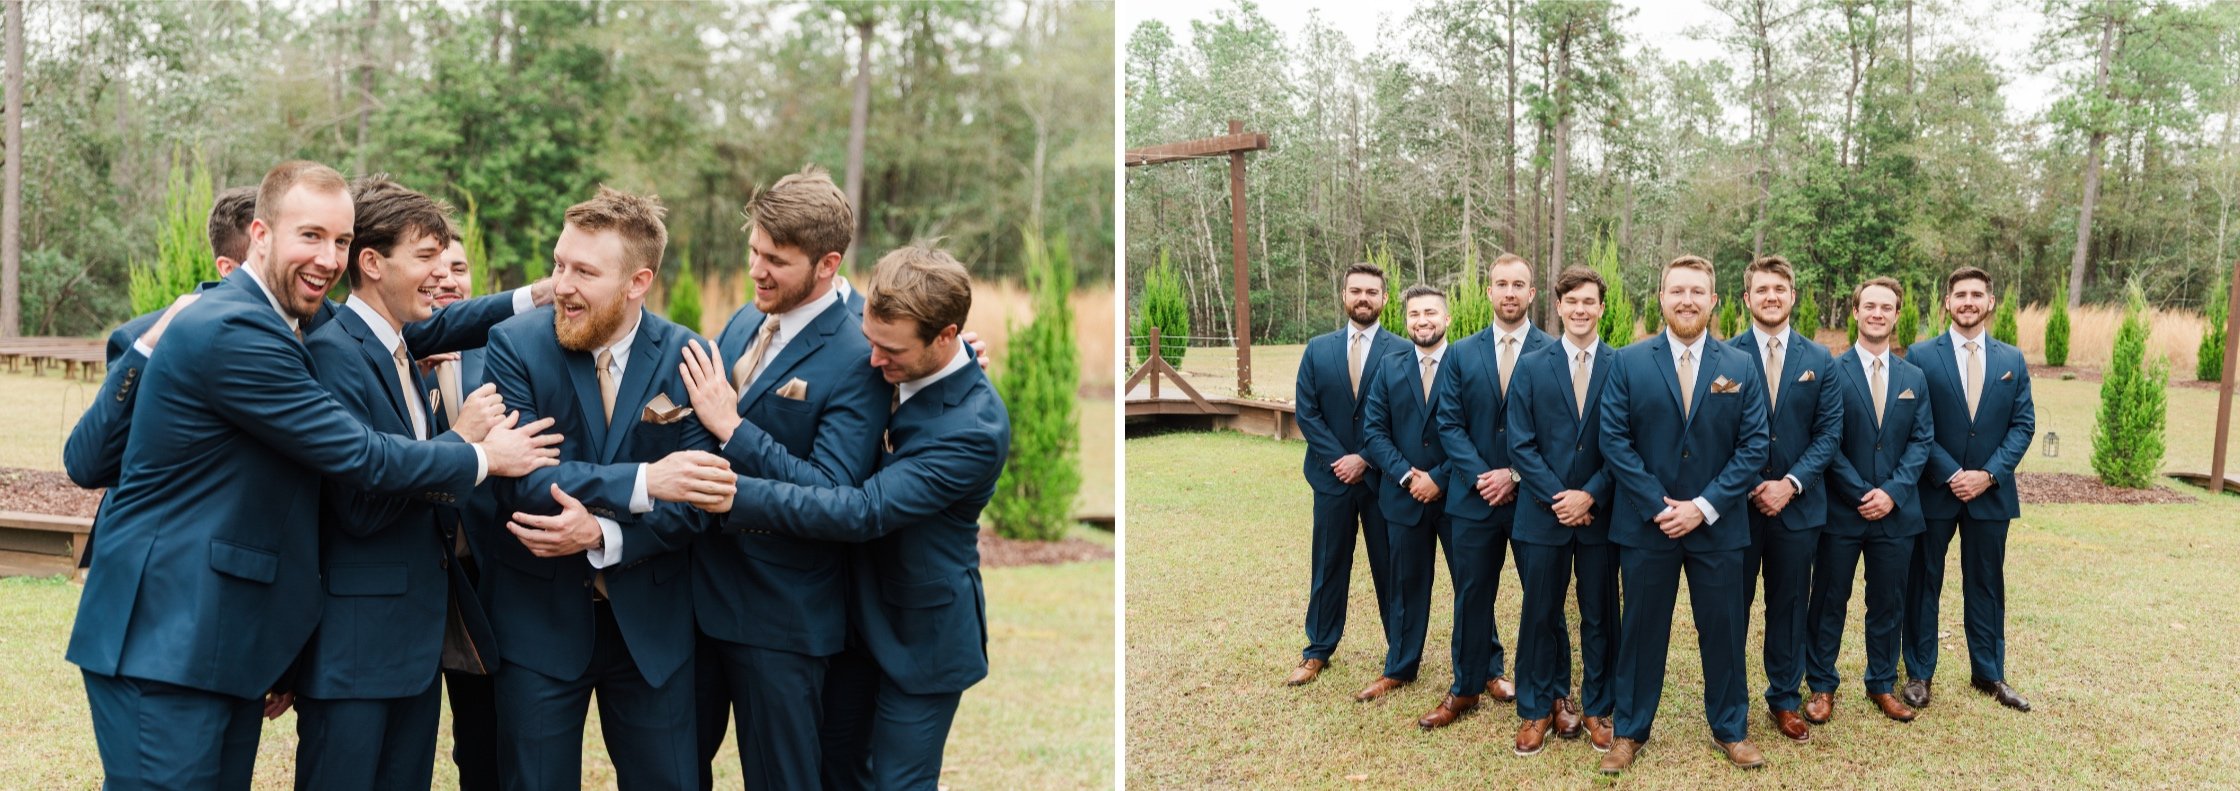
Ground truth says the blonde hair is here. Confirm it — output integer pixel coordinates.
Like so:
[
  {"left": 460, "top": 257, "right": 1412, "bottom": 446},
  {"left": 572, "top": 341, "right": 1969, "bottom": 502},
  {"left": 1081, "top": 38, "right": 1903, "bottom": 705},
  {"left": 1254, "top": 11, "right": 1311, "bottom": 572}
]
[
  {"left": 254, "top": 160, "right": 349, "bottom": 227},
  {"left": 564, "top": 186, "right": 669, "bottom": 274}
]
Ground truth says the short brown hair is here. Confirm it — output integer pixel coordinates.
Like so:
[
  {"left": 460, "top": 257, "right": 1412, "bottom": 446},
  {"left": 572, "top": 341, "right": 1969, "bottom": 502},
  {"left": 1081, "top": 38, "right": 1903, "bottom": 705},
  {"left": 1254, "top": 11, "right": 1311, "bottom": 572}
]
[
  {"left": 346, "top": 175, "right": 453, "bottom": 287},
  {"left": 208, "top": 186, "right": 258, "bottom": 263},
  {"left": 1945, "top": 266, "right": 1993, "bottom": 295},
  {"left": 565, "top": 186, "right": 669, "bottom": 275},
  {"left": 1399, "top": 283, "right": 1446, "bottom": 308},
  {"left": 744, "top": 165, "right": 854, "bottom": 266},
  {"left": 866, "top": 244, "right": 973, "bottom": 343},
  {"left": 1554, "top": 265, "right": 1605, "bottom": 302},
  {"left": 1662, "top": 255, "right": 1715, "bottom": 285},
  {"left": 1487, "top": 252, "right": 1533, "bottom": 278},
  {"left": 254, "top": 160, "right": 349, "bottom": 227},
  {"left": 1744, "top": 256, "right": 1795, "bottom": 289},
  {"left": 1854, "top": 276, "right": 1904, "bottom": 310},
  {"left": 1341, "top": 261, "right": 1386, "bottom": 291}
]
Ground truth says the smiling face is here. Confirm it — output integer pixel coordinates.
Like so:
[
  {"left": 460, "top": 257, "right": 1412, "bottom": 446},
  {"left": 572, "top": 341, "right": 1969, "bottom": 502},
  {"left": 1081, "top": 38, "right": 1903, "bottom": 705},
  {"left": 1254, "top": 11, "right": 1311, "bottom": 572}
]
[
  {"left": 1558, "top": 282, "right": 1605, "bottom": 344},
  {"left": 1486, "top": 259, "right": 1536, "bottom": 328},
  {"left": 1661, "top": 264, "right": 1715, "bottom": 341},
  {"left": 360, "top": 228, "right": 449, "bottom": 327},
  {"left": 1746, "top": 269, "right": 1795, "bottom": 330},
  {"left": 433, "top": 240, "right": 471, "bottom": 308},
  {"left": 1946, "top": 274, "right": 1992, "bottom": 332},
  {"left": 1342, "top": 272, "right": 1385, "bottom": 326},
  {"left": 250, "top": 184, "right": 353, "bottom": 321},
  {"left": 1855, "top": 283, "right": 1899, "bottom": 345},
  {"left": 747, "top": 223, "right": 835, "bottom": 315},
  {"left": 550, "top": 224, "right": 650, "bottom": 352},
  {"left": 1404, "top": 293, "right": 1450, "bottom": 348}
]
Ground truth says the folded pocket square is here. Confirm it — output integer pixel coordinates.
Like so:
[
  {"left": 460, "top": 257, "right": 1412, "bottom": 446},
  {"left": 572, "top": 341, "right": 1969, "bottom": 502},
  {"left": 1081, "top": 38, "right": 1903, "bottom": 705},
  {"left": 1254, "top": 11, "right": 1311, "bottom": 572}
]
[
  {"left": 1898, "top": 389, "right": 1916, "bottom": 400},
  {"left": 641, "top": 393, "right": 695, "bottom": 424},
  {"left": 1797, "top": 370, "right": 1816, "bottom": 382},
  {"left": 1710, "top": 375, "right": 1739, "bottom": 394},
  {"left": 776, "top": 377, "right": 809, "bottom": 401},
  {"left": 2000, "top": 370, "right": 2013, "bottom": 381}
]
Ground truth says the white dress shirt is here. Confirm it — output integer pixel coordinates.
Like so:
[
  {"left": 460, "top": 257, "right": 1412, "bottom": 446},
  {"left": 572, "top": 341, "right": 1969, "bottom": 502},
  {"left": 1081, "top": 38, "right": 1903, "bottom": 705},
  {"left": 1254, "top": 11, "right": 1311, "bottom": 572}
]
[
  {"left": 1661, "top": 330, "right": 1720, "bottom": 525},
  {"left": 1752, "top": 324, "right": 1807, "bottom": 495},
  {"left": 344, "top": 295, "right": 429, "bottom": 440},
  {"left": 1943, "top": 326, "right": 1993, "bottom": 485}
]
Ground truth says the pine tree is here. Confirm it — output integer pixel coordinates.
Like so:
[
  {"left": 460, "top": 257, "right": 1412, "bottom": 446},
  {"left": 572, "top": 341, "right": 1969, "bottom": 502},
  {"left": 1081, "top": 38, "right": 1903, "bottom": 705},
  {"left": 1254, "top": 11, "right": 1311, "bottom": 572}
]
[
  {"left": 1374, "top": 245, "right": 1409, "bottom": 337},
  {"left": 1793, "top": 290, "right": 1819, "bottom": 345},
  {"left": 1992, "top": 288, "right": 2019, "bottom": 346},
  {"left": 2198, "top": 274, "right": 2226, "bottom": 382},
  {"left": 1133, "top": 250, "right": 1188, "bottom": 368},
  {"left": 2092, "top": 282, "right": 2167, "bottom": 489},
  {"left": 1447, "top": 250, "right": 1492, "bottom": 341},
  {"left": 1895, "top": 282, "right": 1920, "bottom": 347},
  {"left": 2046, "top": 282, "right": 2072, "bottom": 367},
  {"left": 990, "top": 231, "right": 1081, "bottom": 541},
  {"left": 455, "top": 187, "right": 491, "bottom": 294},
  {"left": 1591, "top": 235, "right": 1631, "bottom": 347},
  {"left": 666, "top": 248, "right": 702, "bottom": 335},
  {"left": 1847, "top": 313, "right": 1859, "bottom": 346},
  {"left": 128, "top": 152, "right": 216, "bottom": 315},
  {"left": 1716, "top": 296, "right": 1741, "bottom": 339},
  {"left": 1640, "top": 294, "right": 1661, "bottom": 334}
]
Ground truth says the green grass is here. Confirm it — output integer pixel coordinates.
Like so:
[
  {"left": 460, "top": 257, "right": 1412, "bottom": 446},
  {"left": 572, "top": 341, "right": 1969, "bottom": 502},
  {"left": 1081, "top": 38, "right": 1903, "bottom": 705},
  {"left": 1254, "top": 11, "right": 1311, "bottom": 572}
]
[
  {"left": 1125, "top": 377, "right": 2240, "bottom": 788},
  {"left": 0, "top": 559, "right": 1111, "bottom": 789},
  {"left": 0, "top": 369, "right": 104, "bottom": 472}
]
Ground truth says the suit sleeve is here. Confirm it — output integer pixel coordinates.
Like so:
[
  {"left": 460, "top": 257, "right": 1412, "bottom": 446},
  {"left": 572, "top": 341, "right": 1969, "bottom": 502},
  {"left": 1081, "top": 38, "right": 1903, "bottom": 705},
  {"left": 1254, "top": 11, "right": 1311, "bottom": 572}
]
[
  {"left": 1787, "top": 358, "right": 1845, "bottom": 491},
  {"left": 1597, "top": 355, "right": 1666, "bottom": 522},
  {"left": 1292, "top": 340, "right": 1347, "bottom": 463},
  {"left": 1704, "top": 361, "right": 1772, "bottom": 517},
  {"left": 725, "top": 425, "right": 1005, "bottom": 543},
  {"left": 62, "top": 326, "right": 145, "bottom": 489},
  {"left": 399, "top": 290, "right": 520, "bottom": 355},
  {"left": 1359, "top": 359, "right": 1408, "bottom": 482},
  {"left": 614, "top": 393, "right": 723, "bottom": 567},
  {"left": 720, "top": 359, "right": 888, "bottom": 489},
  {"left": 1503, "top": 362, "right": 1561, "bottom": 507},
  {"left": 1915, "top": 343, "right": 1965, "bottom": 482},
  {"left": 1883, "top": 376, "right": 1936, "bottom": 505},
  {"left": 482, "top": 327, "right": 641, "bottom": 518},
  {"left": 1436, "top": 350, "right": 1491, "bottom": 479},
  {"left": 1983, "top": 354, "right": 2035, "bottom": 483}
]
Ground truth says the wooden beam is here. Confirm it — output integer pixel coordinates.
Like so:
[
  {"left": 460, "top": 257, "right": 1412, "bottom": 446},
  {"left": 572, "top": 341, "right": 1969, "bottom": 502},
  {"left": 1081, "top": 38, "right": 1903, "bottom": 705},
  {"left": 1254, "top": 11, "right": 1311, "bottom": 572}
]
[
  {"left": 2211, "top": 259, "right": 2240, "bottom": 494},
  {"left": 1228, "top": 119, "right": 1254, "bottom": 397},
  {"left": 1124, "top": 132, "right": 1269, "bottom": 167}
]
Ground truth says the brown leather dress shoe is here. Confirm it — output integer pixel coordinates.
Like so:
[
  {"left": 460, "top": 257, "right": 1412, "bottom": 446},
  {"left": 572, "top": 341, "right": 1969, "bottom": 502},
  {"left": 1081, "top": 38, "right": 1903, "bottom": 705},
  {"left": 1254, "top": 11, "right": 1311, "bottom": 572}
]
[
  {"left": 1582, "top": 715, "right": 1614, "bottom": 752},
  {"left": 1417, "top": 693, "right": 1479, "bottom": 730},
  {"left": 1901, "top": 678, "right": 1931, "bottom": 708},
  {"left": 1868, "top": 692, "right": 1917, "bottom": 722},
  {"left": 1712, "top": 738, "right": 1766, "bottom": 769},
  {"left": 1598, "top": 737, "right": 1642, "bottom": 774},
  {"left": 1285, "top": 658, "right": 1327, "bottom": 687},
  {"left": 1552, "top": 697, "right": 1583, "bottom": 739},
  {"left": 1771, "top": 708, "right": 1811, "bottom": 742},
  {"left": 1486, "top": 675, "right": 1517, "bottom": 703},
  {"left": 1514, "top": 716, "right": 1553, "bottom": 756},
  {"left": 1970, "top": 678, "right": 2031, "bottom": 712},
  {"left": 1354, "top": 676, "right": 1408, "bottom": 703},
  {"left": 1802, "top": 691, "right": 1834, "bottom": 724}
]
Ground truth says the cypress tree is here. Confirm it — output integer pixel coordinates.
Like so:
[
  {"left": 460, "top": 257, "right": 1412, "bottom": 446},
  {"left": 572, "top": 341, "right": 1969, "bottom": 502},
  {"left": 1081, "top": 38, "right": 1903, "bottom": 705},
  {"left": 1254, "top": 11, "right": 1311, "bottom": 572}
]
[
  {"left": 666, "top": 248, "right": 702, "bottom": 335},
  {"left": 2199, "top": 275, "right": 2226, "bottom": 382},
  {"left": 1133, "top": 250, "right": 1189, "bottom": 368},
  {"left": 1895, "top": 282, "right": 1920, "bottom": 348},
  {"left": 1591, "top": 236, "right": 1632, "bottom": 347},
  {"left": 1793, "top": 290, "right": 1820, "bottom": 344},
  {"left": 2092, "top": 282, "right": 2168, "bottom": 489},
  {"left": 1992, "top": 288, "right": 2019, "bottom": 346},
  {"left": 1640, "top": 294, "right": 1661, "bottom": 334},
  {"left": 2046, "top": 283, "right": 2072, "bottom": 367},
  {"left": 991, "top": 232, "right": 1082, "bottom": 541},
  {"left": 128, "top": 153, "right": 217, "bottom": 315},
  {"left": 1447, "top": 250, "right": 1492, "bottom": 341}
]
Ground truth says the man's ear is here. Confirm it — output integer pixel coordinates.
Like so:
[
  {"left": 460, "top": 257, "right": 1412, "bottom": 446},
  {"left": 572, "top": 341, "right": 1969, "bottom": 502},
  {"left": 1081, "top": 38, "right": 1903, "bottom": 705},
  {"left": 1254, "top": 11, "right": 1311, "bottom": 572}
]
[
  {"left": 356, "top": 247, "right": 384, "bottom": 285},
  {"left": 627, "top": 266, "right": 656, "bottom": 301},
  {"left": 816, "top": 251, "right": 843, "bottom": 281}
]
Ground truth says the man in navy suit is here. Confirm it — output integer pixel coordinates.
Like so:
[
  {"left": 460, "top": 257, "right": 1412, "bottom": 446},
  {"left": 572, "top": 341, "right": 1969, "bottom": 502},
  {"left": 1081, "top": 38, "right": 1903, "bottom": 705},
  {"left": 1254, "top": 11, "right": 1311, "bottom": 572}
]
[
  {"left": 296, "top": 177, "right": 516, "bottom": 791},
  {"left": 1504, "top": 266, "right": 1618, "bottom": 755},
  {"left": 1354, "top": 284, "right": 1454, "bottom": 705},
  {"left": 1805, "top": 277, "right": 1936, "bottom": 726},
  {"left": 1420, "top": 252, "right": 1548, "bottom": 728},
  {"left": 65, "top": 160, "right": 561, "bottom": 789},
  {"left": 1728, "top": 256, "right": 1844, "bottom": 743},
  {"left": 479, "top": 187, "right": 741, "bottom": 789},
  {"left": 692, "top": 244, "right": 1007, "bottom": 790},
  {"left": 1286, "top": 261, "right": 1407, "bottom": 688},
  {"left": 1596, "top": 255, "right": 1771, "bottom": 774},
  {"left": 668, "top": 166, "right": 889, "bottom": 790},
  {"left": 1901, "top": 266, "right": 2036, "bottom": 713}
]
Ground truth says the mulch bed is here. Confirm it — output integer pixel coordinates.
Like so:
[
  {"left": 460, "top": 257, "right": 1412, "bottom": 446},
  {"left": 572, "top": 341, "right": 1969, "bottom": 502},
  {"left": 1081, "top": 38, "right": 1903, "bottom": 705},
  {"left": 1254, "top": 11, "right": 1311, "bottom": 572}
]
[
  {"left": 979, "top": 527, "right": 1113, "bottom": 568},
  {"left": 2017, "top": 471, "right": 2193, "bottom": 505},
  {"left": 0, "top": 468, "right": 100, "bottom": 518}
]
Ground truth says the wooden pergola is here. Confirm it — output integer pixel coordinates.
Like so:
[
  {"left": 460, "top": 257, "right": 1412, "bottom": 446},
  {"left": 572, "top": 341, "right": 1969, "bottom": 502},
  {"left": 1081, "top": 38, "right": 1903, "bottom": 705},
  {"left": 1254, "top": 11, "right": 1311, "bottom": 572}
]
[{"left": 1126, "top": 119, "right": 1269, "bottom": 398}]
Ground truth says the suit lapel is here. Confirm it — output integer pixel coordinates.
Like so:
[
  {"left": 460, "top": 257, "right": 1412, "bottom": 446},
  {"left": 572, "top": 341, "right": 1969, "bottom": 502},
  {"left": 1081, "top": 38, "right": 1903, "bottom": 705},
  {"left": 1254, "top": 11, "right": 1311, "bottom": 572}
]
[
  {"left": 567, "top": 348, "right": 607, "bottom": 456},
  {"left": 1572, "top": 342, "right": 1612, "bottom": 444},
  {"left": 1924, "top": 335, "right": 1964, "bottom": 418},
  {"left": 1685, "top": 341, "right": 1719, "bottom": 431},
  {"left": 743, "top": 302, "right": 839, "bottom": 407},
  {"left": 1649, "top": 334, "right": 1685, "bottom": 422},
  {"left": 346, "top": 313, "right": 415, "bottom": 432},
  {"left": 601, "top": 312, "right": 666, "bottom": 463}
]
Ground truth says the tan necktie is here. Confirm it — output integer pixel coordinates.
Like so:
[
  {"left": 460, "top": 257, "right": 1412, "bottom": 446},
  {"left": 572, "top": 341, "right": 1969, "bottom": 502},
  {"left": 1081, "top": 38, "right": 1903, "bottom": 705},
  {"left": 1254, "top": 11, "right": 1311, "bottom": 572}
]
[
  {"left": 595, "top": 348, "right": 616, "bottom": 425},
  {"left": 1764, "top": 336, "right": 1784, "bottom": 412},
  {"left": 1572, "top": 350, "right": 1591, "bottom": 417},
  {"left": 1678, "top": 348, "right": 1696, "bottom": 419},
  {"left": 1347, "top": 332, "right": 1365, "bottom": 397},
  {"left": 1420, "top": 356, "right": 1436, "bottom": 401},
  {"left": 437, "top": 359, "right": 464, "bottom": 428},
  {"left": 1964, "top": 340, "right": 1984, "bottom": 420},
  {"left": 733, "top": 318, "right": 781, "bottom": 391},
  {"left": 1498, "top": 336, "right": 1519, "bottom": 397},
  {"left": 1871, "top": 357, "right": 1887, "bottom": 428},
  {"left": 392, "top": 345, "right": 424, "bottom": 440}
]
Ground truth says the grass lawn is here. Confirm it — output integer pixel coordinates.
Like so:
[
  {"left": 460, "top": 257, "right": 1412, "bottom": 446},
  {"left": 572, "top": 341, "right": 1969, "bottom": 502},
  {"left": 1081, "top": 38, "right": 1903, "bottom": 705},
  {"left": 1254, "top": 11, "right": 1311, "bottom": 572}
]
[{"left": 1125, "top": 374, "right": 2240, "bottom": 788}]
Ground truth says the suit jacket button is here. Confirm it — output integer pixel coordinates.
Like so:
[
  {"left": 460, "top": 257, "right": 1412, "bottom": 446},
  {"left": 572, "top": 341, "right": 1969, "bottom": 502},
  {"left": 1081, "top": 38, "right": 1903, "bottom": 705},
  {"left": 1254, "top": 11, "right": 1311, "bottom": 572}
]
[
  {"left": 1876, "top": 443, "right": 1883, "bottom": 450},
  {"left": 1683, "top": 451, "right": 1690, "bottom": 459}
]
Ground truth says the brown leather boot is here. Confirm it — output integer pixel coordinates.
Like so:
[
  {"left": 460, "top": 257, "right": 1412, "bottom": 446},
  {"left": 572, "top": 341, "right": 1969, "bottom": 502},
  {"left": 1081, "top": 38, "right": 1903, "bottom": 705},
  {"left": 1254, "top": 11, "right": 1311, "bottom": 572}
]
[
  {"left": 1416, "top": 694, "right": 1479, "bottom": 730},
  {"left": 1285, "top": 658, "right": 1327, "bottom": 687}
]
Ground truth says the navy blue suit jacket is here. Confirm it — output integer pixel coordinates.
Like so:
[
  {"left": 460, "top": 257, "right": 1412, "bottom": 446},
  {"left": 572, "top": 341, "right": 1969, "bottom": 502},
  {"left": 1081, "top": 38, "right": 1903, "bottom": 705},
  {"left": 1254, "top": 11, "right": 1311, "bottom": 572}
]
[
  {"left": 300, "top": 307, "right": 499, "bottom": 699},
  {"left": 1726, "top": 329, "right": 1843, "bottom": 530},
  {"left": 1435, "top": 325, "right": 1554, "bottom": 522},
  {"left": 1361, "top": 345, "right": 1450, "bottom": 526},
  {"left": 1293, "top": 325, "right": 1408, "bottom": 497},
  {"left": 1906, "top": 332, "right": 2035, "bottom": 521},
  {"left": 1597, "top": 332, "right": 1771, "bottom": 552},
  {"left": 1506, "top": 340, "right": 1615, "bottom": 546},
  {"left": 722, "top": 361, "right": 1008, "bottom": 695},
  {"left": 65, "top": 268, "right": 481, "bottom": 700},
  {"left": 480, "top": 307, "right": 717, "bottom": 689},
  {"left": 1823, "top": 348, "right": 1936, "bottom": 538},
  {"left": 695, "top": 297, "right": 887, "bottom": 657}
]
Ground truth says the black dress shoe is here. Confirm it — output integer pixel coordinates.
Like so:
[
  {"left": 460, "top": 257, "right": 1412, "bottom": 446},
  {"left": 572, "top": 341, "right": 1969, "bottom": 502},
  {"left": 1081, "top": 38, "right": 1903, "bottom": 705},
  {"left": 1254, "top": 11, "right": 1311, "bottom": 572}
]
[
  {"left": 1901, "top": 678, "right": 1931, "bottom": 709},
  {"left": 1970, "top": 678, "right": 2031, "bottom": 712}
]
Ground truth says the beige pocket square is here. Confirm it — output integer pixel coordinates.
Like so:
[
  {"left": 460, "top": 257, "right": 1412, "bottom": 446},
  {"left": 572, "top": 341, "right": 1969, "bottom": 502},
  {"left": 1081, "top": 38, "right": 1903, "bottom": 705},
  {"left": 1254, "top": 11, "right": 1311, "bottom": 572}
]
[
  {"left": 1797, "top": 369, "right": 1816, "bottom": 383},
  {"left": 2000, "top": 370, "right": 2013, "bottom": 381},
  {"left": 641, "top": 393, "right": 695, "bottom": 424},
  {"left": 775, "top": 377, "right": 809, "bottom": 401},
  {"left": 1710, "top": 375, "right": 1740, "bottom": 394},
  {"left": 1898, "top": 389, "right": 1916, "bottom": 400}
]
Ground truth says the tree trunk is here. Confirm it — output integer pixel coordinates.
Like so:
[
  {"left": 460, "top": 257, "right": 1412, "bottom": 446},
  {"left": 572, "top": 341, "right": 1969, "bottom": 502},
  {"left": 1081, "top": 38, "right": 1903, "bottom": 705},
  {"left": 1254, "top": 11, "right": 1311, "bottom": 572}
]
[
  {"left": 353, "top": 0, "right": 380, "bottom": 176},
  {"left": 2, "top": 0, "right": 19, "bottom": 337},
  {"left": 1549, "top": 24, "right": 1571, "bottom": 301},
  {"left": 845, "top": 13, "right": 875, "bottom": 271},
  {"left": 2068, "top": 13, "right": 2118, "bottom": 308},
  {"left": 1505, "top": 0, "right": 1519, "bottom": 252}
]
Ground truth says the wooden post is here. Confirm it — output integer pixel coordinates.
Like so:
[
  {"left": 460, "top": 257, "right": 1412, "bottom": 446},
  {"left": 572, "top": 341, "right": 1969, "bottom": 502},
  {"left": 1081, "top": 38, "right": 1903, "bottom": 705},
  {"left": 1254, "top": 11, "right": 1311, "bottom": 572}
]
[
  {"left": 2211, "top": 260, "right": 2240, "bottom": 494},
  {"left": 1148, "top": 326, "right": 1162, "bottom": 401},
  {"left": 1228, "top": 119, "right": 1254, "bottom": 398}
]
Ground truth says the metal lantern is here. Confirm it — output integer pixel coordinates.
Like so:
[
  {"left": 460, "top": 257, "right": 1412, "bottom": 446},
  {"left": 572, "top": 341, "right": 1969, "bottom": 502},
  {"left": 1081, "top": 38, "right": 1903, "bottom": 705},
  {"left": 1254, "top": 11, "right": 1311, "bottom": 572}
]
[{"left": 2043, "top": 431, "right": 2059, "bottom": 458}]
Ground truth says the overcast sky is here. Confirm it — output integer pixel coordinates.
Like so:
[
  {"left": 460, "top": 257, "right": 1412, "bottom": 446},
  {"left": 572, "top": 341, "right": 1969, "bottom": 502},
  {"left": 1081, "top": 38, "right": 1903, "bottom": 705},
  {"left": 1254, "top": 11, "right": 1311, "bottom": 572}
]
[{"left": 1118, "top": 0, "right": 2062, "bottom": 124}]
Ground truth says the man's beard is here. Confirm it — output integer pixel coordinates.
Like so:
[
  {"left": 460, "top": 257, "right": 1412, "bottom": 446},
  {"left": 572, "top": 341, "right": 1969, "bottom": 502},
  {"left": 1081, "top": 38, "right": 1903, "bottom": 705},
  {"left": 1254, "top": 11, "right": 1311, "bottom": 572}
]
[
  {"left": 556, "top": 296, "right": 630, "bottom": 352},
  {"left": 757, "top": 273, "right": 815, "bottom": 314},
  {"left": 1347, "top": 301, "right": 1378, "bottom": 325}
]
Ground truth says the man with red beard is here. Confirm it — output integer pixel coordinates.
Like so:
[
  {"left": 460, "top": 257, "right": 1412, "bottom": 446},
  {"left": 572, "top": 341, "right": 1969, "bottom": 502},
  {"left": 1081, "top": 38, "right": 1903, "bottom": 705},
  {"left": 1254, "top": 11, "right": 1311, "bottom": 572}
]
[
  {"left": 479, "top": 187, "right": 739, "bottom": 788},
  {"left": 1900, "top": 267, "right": 2036, "bottom": 713},
  {"left": 1284, "top": 262, "right": 1409, "bottom": 689}
]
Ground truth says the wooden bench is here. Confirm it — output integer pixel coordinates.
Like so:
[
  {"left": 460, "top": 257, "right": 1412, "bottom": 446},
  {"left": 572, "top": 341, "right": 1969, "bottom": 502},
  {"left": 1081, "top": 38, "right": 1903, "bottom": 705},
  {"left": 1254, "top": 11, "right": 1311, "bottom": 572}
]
[
  {"left": 0, "top": 338, "right": 106, "bottom": 380},
  {"left": 0, "top": 509, "right": 94, "bottom": 577}
]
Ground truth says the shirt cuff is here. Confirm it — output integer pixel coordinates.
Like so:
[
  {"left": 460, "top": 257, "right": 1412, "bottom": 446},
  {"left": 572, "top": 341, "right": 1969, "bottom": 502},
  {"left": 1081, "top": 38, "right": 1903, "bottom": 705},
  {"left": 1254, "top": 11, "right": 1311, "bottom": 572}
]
[
  {"left": 1693, "top": 496, "right": 1720, "bottom": 525},
  {"left": 585, "top": 517, "right": 623, "bottom": 568},
  {"left": 630, "top": 463, "right": 652, "bottom": 514},
  {"left": 133, "top": 339, "right": 155, "bottom": 360},
  {"left": 1784, "top": 474, "right": 1802, "bottom": 495},
  {"left": 1946, "top": 469, "right": 1964, "bottom": 484},
  {"left": 511, "top": 286, "right": 534, "bottom": 315},
  {"left": 470, "top": 444, "right": 488, "bottom": 486}
]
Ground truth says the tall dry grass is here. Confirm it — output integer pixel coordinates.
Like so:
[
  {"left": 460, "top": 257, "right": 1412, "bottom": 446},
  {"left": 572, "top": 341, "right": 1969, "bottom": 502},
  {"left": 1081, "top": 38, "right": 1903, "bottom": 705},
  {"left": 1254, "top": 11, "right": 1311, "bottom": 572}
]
[
  {"left": 658, "top": 269, "right": 1117, "bottom": 390},
  {"left": 2014, "top": 303, "right": 2209, "bottom": 372}
]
